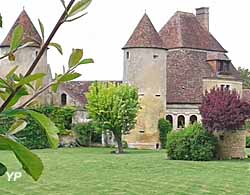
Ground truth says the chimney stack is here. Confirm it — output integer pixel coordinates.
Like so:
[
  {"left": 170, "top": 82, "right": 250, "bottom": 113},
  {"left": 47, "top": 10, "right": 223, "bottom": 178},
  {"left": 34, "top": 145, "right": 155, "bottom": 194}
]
[{"left": 196, "top": 7, "right": 209, "bottom": 31}]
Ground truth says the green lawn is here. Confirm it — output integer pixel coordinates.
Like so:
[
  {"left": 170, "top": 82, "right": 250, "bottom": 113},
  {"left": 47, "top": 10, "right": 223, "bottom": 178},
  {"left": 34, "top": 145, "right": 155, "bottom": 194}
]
[{"left": 1, "top": 148, "right": 250, "bottom": 195}]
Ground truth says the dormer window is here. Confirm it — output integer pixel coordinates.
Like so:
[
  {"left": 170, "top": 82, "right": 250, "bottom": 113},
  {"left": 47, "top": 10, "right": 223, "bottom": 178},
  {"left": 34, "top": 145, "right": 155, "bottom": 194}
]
[{"left": 218, "top": 61, "right": 230, "bottom": 74}]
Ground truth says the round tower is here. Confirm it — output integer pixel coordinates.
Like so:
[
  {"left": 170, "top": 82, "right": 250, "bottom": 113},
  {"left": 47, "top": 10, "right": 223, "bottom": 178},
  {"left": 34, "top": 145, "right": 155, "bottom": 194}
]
[
  {"left": 0, "top": 10, "right": 52, "bottom": 105},
  {"left": 122, "top": 13, "right": 167, "bottom": 149}
]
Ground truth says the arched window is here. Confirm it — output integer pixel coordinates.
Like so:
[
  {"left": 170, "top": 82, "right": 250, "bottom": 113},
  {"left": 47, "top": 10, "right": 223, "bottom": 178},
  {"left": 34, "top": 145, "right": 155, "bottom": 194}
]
[
  {"left": 61, "top": 93, "right": 67, "bottom": 106},
  {"left": 166, "top": 115, "right": 173, "bottom": 127},
  {"left": 177, "top": 115, "right": 185, "bottom": 128},
  {"left": 190, "top": 115, "right": 197, "bottom": 124}
]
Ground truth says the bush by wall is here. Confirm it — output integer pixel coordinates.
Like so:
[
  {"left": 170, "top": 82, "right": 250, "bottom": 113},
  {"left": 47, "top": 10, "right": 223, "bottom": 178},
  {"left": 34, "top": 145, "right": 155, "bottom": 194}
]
[
  {"left": 246, "top": 137, "right": 250, "bottom": 148},
  {"left": 73, "top": 122, "right": 101, "bottom": 146},
  {"left": 158, "top": 118, "right": 172, "bottom": 149},
  {"left": 0, "top": 106, "right": 75, "bottom": 149},
  {"left": 166, "top": 123, "right": 217, "bottom": 161}
]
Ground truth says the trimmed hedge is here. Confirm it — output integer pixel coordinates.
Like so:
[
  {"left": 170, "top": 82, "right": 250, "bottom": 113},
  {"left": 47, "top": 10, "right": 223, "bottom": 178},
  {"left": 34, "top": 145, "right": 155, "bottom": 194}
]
[
  {"left": 0, "top": 106, "right": 75, "bottom": 149},
  {"left": 166, "top": 123, "right": 217, "bottom": 161}
]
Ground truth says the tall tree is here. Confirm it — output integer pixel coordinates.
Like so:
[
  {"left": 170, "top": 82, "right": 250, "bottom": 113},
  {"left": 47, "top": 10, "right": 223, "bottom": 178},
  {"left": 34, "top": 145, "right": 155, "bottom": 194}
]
[
  {"left": 86, "top": 82, "right": 140, "bottom": 153},
  {"left": 238, "top": 67, "right": 250, "bottom": 88}
]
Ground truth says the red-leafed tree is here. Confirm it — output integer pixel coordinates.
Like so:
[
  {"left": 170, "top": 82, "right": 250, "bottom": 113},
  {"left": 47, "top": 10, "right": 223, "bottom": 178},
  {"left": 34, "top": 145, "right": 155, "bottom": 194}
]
[{"left": 199, "top": 87, "right": 250, "bottom": 131}]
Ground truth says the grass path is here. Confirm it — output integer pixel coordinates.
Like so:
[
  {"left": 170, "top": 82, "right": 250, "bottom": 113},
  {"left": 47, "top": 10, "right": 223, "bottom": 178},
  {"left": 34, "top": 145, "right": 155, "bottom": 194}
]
[{"left": 1, "top": 148, "right": 250, "bottom": 195}]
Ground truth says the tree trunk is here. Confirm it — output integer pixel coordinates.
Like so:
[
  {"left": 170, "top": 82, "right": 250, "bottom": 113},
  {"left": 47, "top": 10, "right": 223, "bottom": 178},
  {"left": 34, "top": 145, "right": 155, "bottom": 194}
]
[{"left": 113, "top": 133, "right": 123, "bottom": 154}]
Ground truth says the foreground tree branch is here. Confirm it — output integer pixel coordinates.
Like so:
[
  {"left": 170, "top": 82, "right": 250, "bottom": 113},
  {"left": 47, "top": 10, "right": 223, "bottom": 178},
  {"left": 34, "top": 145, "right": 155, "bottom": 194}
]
[{"left": 0, "top": 0, "right": 76, "bottom": 112}]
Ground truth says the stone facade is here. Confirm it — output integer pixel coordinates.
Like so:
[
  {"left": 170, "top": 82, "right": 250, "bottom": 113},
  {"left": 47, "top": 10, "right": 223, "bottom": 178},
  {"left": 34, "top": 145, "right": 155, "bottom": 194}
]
[
  {"left": 123, "top": 47, "right": 167, "bottom": 149},
  {"left": 214, "top": 131, "right": 246, "bottom": 159}
]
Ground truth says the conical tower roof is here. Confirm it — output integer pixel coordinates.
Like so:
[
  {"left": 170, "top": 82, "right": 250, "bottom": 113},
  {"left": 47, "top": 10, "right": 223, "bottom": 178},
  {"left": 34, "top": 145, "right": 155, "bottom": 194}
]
[
  {"left": 1, "top": 9, "right": 42, "bottom": 47},
  {"left": 123, "top": 13, "right": 164, "bottom": 49}
]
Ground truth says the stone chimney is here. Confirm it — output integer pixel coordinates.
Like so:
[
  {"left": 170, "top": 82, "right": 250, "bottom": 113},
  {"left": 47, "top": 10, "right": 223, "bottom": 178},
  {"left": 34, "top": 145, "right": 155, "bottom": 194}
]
[{"left": 196, "top": 7, "right": 209, "bottom": 31}]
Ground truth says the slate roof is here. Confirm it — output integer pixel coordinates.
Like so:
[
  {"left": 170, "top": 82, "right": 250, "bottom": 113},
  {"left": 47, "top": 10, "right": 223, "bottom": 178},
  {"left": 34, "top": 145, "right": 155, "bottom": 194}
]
[
  {"left": 159, "top": 11, "right": 226, "bottom": 52},
  {"left": 123, "top": 13, "right": 164, "bottom": 49},
  {"left": 1, "top": 10, "right": 42, "bottom": 47}
]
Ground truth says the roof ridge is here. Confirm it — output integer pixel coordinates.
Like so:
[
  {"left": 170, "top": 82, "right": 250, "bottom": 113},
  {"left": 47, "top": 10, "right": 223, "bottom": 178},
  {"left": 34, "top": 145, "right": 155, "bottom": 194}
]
[
  {"left": 123, "top": 13, "right": 164, "bottom": 49},
  {"left": 1, "top": 9, "right": 42, "bottom": 47}
]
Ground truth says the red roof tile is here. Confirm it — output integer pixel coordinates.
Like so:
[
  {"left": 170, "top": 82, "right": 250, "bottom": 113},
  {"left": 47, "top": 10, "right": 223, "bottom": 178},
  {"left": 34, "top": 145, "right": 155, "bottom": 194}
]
[
  {"left": 159, "top": 11, "right": 226, "bottom": 52},
  {"left": 1, "top": 10, "right": 42, "bottom": 47},
  {"left": 123, "top": 14, "right": 164, "bottom": 49}
]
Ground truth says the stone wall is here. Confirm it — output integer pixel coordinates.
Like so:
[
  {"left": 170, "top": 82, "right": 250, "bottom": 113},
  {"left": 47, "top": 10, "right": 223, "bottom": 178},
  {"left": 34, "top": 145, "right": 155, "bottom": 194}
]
[
  {"left": 123, "top": 48, "right": 167, "bottom": 149},
  {"left": 203, "top": 78, "right": 242, "bottom": 96},
  {"left": 0, "top": 47, "right": 52, "bottom": 106},
  {"left": 214, "top": 131, "right": 246, "bottom": 159},
  {"left": 166, "top": 104, "right": 201, "bottom": 130}
]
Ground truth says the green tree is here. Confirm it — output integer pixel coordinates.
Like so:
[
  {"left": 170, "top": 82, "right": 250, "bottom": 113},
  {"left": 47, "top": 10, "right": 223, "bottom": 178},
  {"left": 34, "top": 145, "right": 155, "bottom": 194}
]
[
  {"left": 238, "top": 67, "right": 250, "bottom": 88},
  {"left": 0, "top": 0, "right": 93, "bottom": 181},
  {"left": 158, "top": 118, "right": 172, "bottom": 149},
  {"left": 86, "top": 82, "right": 140, "bottom": 153}
]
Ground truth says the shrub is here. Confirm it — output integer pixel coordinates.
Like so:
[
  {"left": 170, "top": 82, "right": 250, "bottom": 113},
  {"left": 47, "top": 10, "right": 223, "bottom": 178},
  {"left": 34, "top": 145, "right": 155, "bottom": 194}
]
[
  {"left": 73, "top": 123, "right": 92, "bottom": 146},
  {"left": 166, "top": 123, "right": 217, "bottom": 161},
  {"left": 158, "top": 118, "right": 172, "bottom": 149},
  {"left": 246, "top": 137, "right": 250, "bottom": 148},
  {"left": 200, "top": 88, "right": 250, "bottom": 131},
  {"left": 0, "top": 106, "right": 75, "bottom": 149}
]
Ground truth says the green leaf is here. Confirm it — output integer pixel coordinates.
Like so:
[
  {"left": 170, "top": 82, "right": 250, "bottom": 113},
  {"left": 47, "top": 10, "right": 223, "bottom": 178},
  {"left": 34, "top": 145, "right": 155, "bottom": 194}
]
[
  {"left": 7, "top": 120, "right": 27, "bottom": 135},
  {"left": 68, "top": 49, "right": 83, "bottom": 68},
  {"left": 38, "top": 19, "right": 45, "bottom": 41},
  {"left": 49, "top": 43, "right": 63, "bottom": 55},
  {"left": 10, "top": 25, "right": 24, "bottom": 52},
  {"left": 0, "top": 135, "right": 43, "bottom": 181},
  {"left": 6, "top": 65, "right": 18, "bottom": 79},
  {"left": 17, "top": 73, "right": 45, "bottom": 87},
  {"left": 59, "top": 72, "right": 81, "bottom": 82},
  {"left": 51, "top": 83, "right": 59, "bottom": 93},
  {"left": 78, "top": 58, "right": 94, "bottom": 65},
  {"left": 6, "top": 87, "right": 29, "bottom": 109},
  {"left": 69, "top": 0, "right": 92, "bottom": 17},
  {"left": 26, "top": 110, "right": 59, "bottom": 149},
  {"left": 0, "top": 162, "right": 7, "bottom": 176}
]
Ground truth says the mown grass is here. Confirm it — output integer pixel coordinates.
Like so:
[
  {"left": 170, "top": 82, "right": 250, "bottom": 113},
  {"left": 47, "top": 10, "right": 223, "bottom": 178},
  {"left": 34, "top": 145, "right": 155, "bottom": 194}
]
[{"left": 1, "top": 147, "right": 250, "bottom": 195}]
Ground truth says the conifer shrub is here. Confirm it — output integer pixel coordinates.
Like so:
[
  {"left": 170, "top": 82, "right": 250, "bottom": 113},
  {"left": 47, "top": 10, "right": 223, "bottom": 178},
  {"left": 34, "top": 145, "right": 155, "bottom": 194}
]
[
  {"left": 158, "top": 118, "right": 172, "bottom": 149},
  {"left": 166, "top": 123, "right": 217, "bottom": 161}
]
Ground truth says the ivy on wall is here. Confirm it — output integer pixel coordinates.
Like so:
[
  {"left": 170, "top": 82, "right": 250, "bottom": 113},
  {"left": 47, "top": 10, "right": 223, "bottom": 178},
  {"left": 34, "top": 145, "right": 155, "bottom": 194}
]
[{"left": 0, "top": 106, "right": 76, "bottom": 149}]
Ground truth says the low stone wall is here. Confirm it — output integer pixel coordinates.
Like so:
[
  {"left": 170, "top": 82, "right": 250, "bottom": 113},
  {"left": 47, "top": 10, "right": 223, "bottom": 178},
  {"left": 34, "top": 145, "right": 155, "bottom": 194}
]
[{"left": 214, "top": 130, "right": 246, "bottom": 160}]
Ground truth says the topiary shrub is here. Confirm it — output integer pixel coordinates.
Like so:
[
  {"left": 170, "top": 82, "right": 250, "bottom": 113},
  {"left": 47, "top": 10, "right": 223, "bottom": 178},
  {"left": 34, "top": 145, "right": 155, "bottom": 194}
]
[
  {"left": 158, "top": 118, "right": 172, "bottom": 149},
  {"left": 166, "top": 123, "right": 217, "bottom": 161}
]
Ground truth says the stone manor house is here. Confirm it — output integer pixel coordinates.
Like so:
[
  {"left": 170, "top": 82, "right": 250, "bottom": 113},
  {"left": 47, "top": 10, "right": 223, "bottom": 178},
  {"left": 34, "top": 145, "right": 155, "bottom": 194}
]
[{"left": 0, "top": 7, "right": 249, "bottom": 149}]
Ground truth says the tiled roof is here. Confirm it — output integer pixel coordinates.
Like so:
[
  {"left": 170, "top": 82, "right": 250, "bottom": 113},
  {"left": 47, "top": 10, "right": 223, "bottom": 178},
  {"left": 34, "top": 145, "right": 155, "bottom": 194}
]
[
  {"left": 123, "top": 13, "right": 164, "bottom": 49},
  {"left": 166, "top": 49, "right": 213, "bottom": 104},
  {"left": 1, "top": 10, "right": 42, "bottom": 47},
  {"left": 159, "top": 11, "right": 226, "bottom": 52},
  {"left": 61, "top": 81, "right": 93, "bottom": 105},
  {"left": 61, "top": 81, "right": 122, "bottom": 105}
]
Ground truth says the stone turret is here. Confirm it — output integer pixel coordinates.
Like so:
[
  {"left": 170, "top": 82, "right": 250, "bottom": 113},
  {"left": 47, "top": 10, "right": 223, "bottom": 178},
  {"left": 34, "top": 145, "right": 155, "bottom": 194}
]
[
  {"left": 0, "top": 9, "right": 52, "bottom": 106},
  {"left": 122, "top": 13, "right": 167, "bottom": 149}
]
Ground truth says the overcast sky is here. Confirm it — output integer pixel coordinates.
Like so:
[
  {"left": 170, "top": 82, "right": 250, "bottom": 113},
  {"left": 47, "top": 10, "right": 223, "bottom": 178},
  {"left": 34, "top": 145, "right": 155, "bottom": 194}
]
[{"left": 0, "top": 0, "right": 250, "bottom": 80}]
